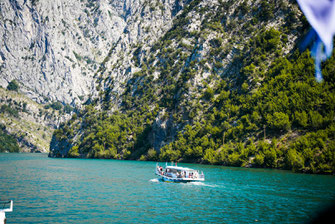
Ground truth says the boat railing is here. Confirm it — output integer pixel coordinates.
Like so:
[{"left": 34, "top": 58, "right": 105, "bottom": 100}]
[{"left": 0, "top": 200, "right": 13, "bottom": 212}]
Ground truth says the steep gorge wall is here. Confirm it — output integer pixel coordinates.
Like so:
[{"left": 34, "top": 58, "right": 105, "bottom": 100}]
[
  {"left": 0, "top": 0, "right": 185, "bottom": 106},
  {"left": 49, "top": 0, "right": 307, "bottom": 157}
]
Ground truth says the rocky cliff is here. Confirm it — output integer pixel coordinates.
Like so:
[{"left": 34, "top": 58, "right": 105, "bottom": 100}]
[
  {"left": 0, "top": 0, "right": 187, "bottom": 152},
  {"left": 0, "top": 0, "right": 185, "bottom": 105}
]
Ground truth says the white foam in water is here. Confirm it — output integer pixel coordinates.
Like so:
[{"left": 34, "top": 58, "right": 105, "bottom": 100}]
[
  {"left": 187, "top": 182, "right": 206, "bottom": 186},
  {"left": 149, "top": 178, "right": 218, "bottom": 187},
  {"left": 149, "top": 178, "right": 159, "bottom": 183},
  {"left": 184, "top": 182, "right": 218, "bottom": 188}
]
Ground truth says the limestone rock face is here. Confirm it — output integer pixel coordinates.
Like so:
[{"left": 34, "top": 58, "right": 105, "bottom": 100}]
[
  {"left": 47, "top": 0, "right": 309, "bottom": 161},
  {"left": 0, "top": 0, "right": 185, "bottom": 106}
]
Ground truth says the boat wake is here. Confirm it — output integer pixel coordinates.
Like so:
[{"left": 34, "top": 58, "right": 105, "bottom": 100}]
[
  {"left": 183, "top": 182, "right": 218, "bottom": 188},
  {"left": 149, "top": 178, "right": 160, "bottom": 183},
  {"left": 186, "top": 182, "right": 206, "bottom": 186},
  {"left": 149, "top": 178, "right": 219, "bottom": 187}
]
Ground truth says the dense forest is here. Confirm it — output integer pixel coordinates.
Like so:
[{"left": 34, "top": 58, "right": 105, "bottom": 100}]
[
  {"left": 0, "top": 82, "right": 21, "bottom": 153},
  {"left": 49, "top": 0, "right": 335, "bottom": 174},
  {"left": 0, "top": 124, "right": 20, "bottom": 153}
]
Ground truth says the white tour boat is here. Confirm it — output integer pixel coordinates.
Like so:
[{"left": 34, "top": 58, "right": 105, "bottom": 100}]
[{"left": 155, "top": 163, "right": 205, "bottom": 183}]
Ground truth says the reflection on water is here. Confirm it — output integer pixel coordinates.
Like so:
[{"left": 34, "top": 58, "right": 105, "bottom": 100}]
[{"left": 1, "top": 153, "right": 335, "bottom": 224}]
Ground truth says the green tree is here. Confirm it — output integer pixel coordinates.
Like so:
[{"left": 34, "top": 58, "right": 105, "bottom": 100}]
[
  {"left": 254, "top": 153, "right": 264, "bottom": 167},
  {"left": 285, "top": 149, "right": 304, "bottom": 172},
  {"left": 264, "top": 148, "right": 277, "bottom": 168},
  {"left": 267, "top": 112, "right": 291, "bottom": 131},
  {"left": 68, "top": 145, "right": 80, "bottom": 157},
  {"left": 0, "top": 128, "right": 20, "bottom": 153},
  {"left": 227, "top": 152, "right": 242, "bottom": 166},
  {"left": 309, "top": 111, "right": 323, "bottom": 129},
  {"left": 204, "top": 148, "right": 218, "bottom": 164},
  {"left": 203, "top": 86, "right": 214, "bottom": 100},
  {"left": 7, "top": 80, "right": 19, "bottom": 92},
  {"left": 146, "top": 148, "right": 158, "bottom": 161},
  {"left": 294, "top": 111, "right": 308, "bottom": 128}
]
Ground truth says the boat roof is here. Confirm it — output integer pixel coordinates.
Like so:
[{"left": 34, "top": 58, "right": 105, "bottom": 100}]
[{"left": 165, "top": 166, "right": 196, "bottom": 171}]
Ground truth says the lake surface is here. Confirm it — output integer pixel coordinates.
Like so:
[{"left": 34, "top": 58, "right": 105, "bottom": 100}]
[{"left": 1, "top": 153, "right": 334, "bottom": 223}]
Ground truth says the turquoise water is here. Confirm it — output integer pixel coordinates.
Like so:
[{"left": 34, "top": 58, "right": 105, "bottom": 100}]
[{"left": 1, "top": 153, "right": 334, "bottom": 224}]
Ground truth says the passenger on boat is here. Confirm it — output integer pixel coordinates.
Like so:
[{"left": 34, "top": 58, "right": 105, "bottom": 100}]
[{"left": 159, "top": 166, "right": 163, "bottom": 175}]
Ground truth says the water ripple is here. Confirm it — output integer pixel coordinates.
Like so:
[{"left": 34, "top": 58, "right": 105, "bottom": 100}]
[{"left": 1, "top": 154, "right": 335, "bottom": 224}]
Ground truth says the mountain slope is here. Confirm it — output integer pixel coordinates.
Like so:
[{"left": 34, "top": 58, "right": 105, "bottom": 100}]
[
  {"left": 0, "top": 0, "right": 189, "bottom": 152},
  {"left": 0, "top": 0, "right": 185, "bottom": 105},
  {"left": 0, "top": 86, "right": 65, "bottom": 152}
]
